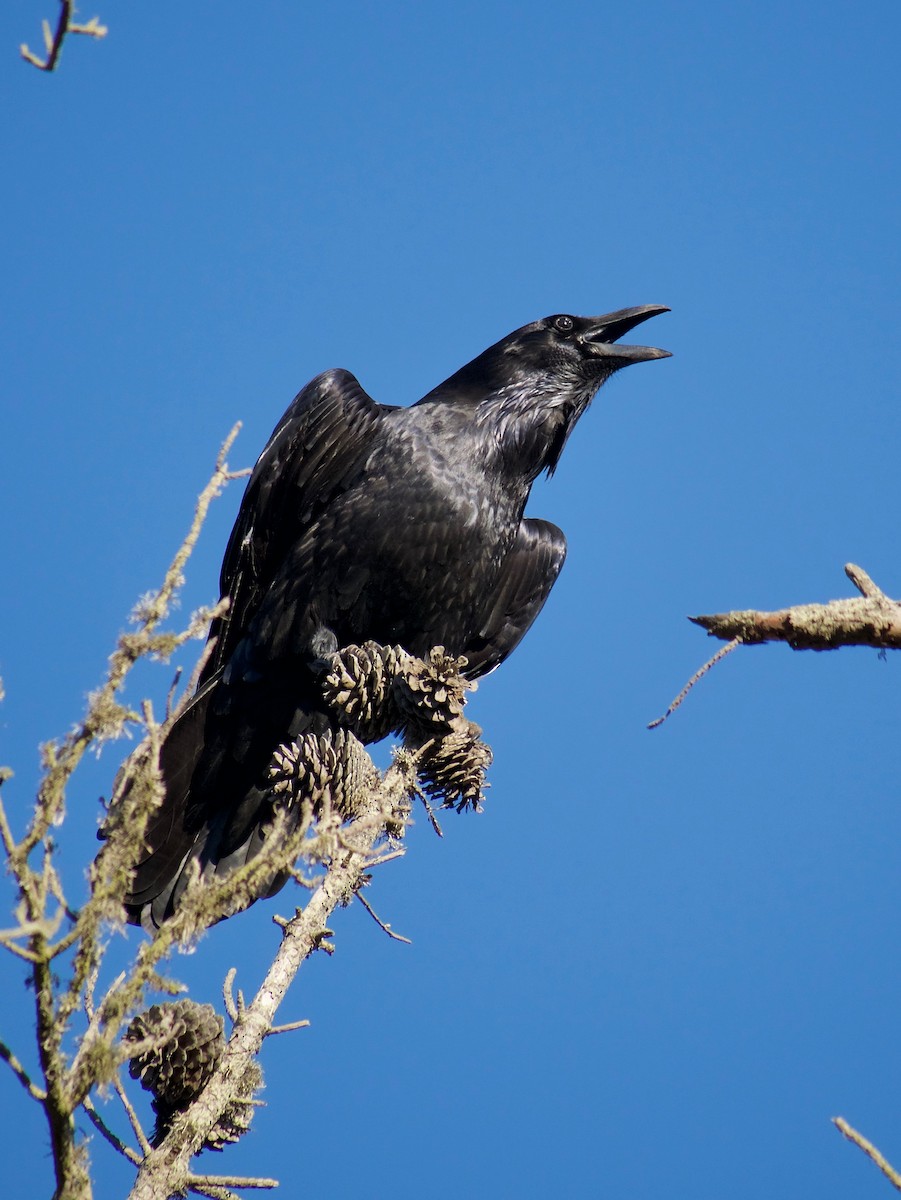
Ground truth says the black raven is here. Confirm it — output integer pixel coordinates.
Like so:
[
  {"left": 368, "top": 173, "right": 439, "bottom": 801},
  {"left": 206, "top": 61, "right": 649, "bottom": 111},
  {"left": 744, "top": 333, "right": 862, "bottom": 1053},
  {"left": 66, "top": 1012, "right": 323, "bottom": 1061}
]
[{"left": 123, "top": 306, "right": 670, "bottom": 927}]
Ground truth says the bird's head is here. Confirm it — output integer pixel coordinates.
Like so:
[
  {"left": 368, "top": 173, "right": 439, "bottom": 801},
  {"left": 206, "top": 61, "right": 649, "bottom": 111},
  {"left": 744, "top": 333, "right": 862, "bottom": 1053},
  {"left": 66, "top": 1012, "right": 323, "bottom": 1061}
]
[
  {"left": 500, "top": 305, "right": 671, "bottom": 389},
  {"left": 424, "top": 305, "right": 670, "bottom": 407},
  {"left": 480, "top": 306, "right": 671, "bottom": 471},
  {"left": 417, "top": 305, "right": 670, "bottom": 481}
]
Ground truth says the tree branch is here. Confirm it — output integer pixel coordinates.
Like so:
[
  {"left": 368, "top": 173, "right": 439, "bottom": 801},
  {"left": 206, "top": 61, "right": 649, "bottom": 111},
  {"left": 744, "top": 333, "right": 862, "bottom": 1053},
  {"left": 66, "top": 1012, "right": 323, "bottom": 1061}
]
[
  {"left": 0, "top": 428, "right": 249, "bottom": 1199},
  {"left": 20, "top": 1, "right": 107, "bottom": 71},
  {"left": 691, "top": 563, "right": 901, "bottom": 650},
  {"left": 0, "top": 1037, "right": 46, "bottom": 1102},
  {"left": 652, "top": 563, "right": 900, "bottom": 725},
  {"left": 648, "top": 638, "right": 741, "bottom": 729},
  {"left": 833, "top": 1117, "right": 901, "bottom": 1193},
  {"left": 354, "top": 882, "right": 413, "bottom": 944},
  {"left": 187, "top": 1175, "right": 278, "bottom": 1192},
  {"left": 82, "top": 1096, "right": 141, "bottom": 1165},
  {"left": 125, "top": 752, "right": 420, "bottom": 1200}
]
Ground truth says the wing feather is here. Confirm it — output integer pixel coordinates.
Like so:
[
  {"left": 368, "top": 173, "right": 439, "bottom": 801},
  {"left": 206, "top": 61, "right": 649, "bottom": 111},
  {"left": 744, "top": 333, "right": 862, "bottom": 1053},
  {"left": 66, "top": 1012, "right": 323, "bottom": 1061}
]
[
  {"left": 202, "top": 369, "right": 385, "bottom": 680},
  {"left": 463, "top": 518, "right": 567, "bottom": 677}
]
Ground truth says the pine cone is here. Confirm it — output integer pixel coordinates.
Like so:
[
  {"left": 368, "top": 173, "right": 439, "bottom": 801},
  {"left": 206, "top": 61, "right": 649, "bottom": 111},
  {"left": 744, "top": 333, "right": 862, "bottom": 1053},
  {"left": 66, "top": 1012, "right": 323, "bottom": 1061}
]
[
  {"left": 396, "top": 647, "right": 472, "bottom": 731},
  {"left": 417, "top": 722, "right": 492, "bottom": 812},
  {"left": 322, "top": 642, "right": 410, "bottom": 742},
  {"left": 126, "top": 1000, "right": 225, "bottom": 1144},
  {"left": 205, "top": 1058, "right": 264, "bottom": 1151},
  {"left": 268, "top": 728, "right": 378, "bottom": 818}
]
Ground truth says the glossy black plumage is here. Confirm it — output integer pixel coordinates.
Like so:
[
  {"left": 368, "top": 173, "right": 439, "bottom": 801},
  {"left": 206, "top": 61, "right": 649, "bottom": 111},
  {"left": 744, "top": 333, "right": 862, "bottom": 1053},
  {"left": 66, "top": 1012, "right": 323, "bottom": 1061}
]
[{"left": 123, "top": 306, "right": 670, "bottom": 927}]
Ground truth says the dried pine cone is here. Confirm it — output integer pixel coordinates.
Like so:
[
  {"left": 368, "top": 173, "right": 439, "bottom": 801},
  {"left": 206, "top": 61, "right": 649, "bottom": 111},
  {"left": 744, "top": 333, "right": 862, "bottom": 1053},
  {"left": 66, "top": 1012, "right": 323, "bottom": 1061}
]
[
  {"left": 126, "top": 1000, "right": 225, "bottom": 1144},
  {"left": 268, "top": 728, "right": 378, "bottom": 818},
  {"left": 396, "top": 647, "right": 472, "bottom": 731},
  {"left": 321, "top": 642, "right": 410, "bottom": 742},
  {"left": 205, "top": 1058, "right": 264, "bottom": 1151},
  {"left": 417, "top": 722, "right": 492, "bottom": 812}
]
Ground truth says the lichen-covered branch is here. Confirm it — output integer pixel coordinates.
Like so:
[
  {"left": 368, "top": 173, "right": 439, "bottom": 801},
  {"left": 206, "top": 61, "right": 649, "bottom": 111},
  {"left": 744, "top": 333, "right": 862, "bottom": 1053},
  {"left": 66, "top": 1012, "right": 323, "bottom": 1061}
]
[
  {"left": 0, "top": 429, "right": 248, "bottom": 1200},
  {"left": 691, "top": 564, "right": 901, "bottom": 650},
  {"left": 0, "top": 1036, "right": 46, "bottom": 1101},
  {"left": 126, "top": 754, "right": 421, "bottom": 1200},
  {"left": 21, "top": 0, "right": 107, "bottom": 71},
  {"left": 651, "top": 563, "right": 900, "bottom": 727},
  {"left": 1, "top": 419, "right": 493, "bottom": 1199}
]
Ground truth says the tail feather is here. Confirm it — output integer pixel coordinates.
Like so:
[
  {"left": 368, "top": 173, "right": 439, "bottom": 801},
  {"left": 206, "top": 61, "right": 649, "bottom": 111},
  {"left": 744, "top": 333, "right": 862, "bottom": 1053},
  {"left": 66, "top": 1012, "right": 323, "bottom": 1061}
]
[
  {"left": 122, "top": 679, "right": 217, "bottom": 924},
  {"left": 121, "top": 668, "right": 320, "bottom": 929}
]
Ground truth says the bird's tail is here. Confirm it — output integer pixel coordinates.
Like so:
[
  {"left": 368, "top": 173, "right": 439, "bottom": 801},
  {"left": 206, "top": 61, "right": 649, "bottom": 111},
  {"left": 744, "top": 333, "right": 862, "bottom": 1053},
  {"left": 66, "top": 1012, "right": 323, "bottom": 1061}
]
[
  {"left": 112, "top": 668, "right": 321, "bottom": 930},
  {"left": 116, "top": 679, "right": 219, "bottom": 929}
]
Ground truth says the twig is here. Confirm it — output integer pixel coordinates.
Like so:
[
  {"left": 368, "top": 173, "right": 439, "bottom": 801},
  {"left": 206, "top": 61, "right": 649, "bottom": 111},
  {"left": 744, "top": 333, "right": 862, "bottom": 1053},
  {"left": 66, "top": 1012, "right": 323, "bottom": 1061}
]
[
  {"left": 416, "top": 786, "right": 444, "bottom": 837},
  {"left": 114, "top": 1074, "right": 152, "bottom": 1156},
  {"left": 0, "top": 789, "right": 18, "bottom": 860},
  {"left": 833, "top": 1116, "right": 901, "bottom": 1193},
  {"left": 845, "top": 563, "right": 884, "bottom": 600},
  {"left": 0, "top": 934, "right": 43, "bottom": 962},
  {"left": 264, "top": 1020, "right": 310, "bottom": 1037},
  {"left": 223, "top": 968, "right": 241, "bottom": 1024},
  {"left": 0, "top": 1037, "right": 46, "bottom": 1101},
  {"left": 21, "top": 1, "right": 107, "bottom": 71},
  {"left": 363, "top": 848, "right": 406, "bottom": 868},
  {"left": 187, "top": 1174, "right": 278, "bottom": 1190},
  {"left": 45, "top": 859, "right": 78, "bottom": 925},
  {"left": 0, "top": 910, "right": 65, "bottom": 946},
  {"left": 165, "top": 668, "right": 183, "bottom": 720},
  {"left": 354, "top": 886, "right": 412, "bottom": 944},
  {"left": 82, "top": 1096, "right": 141, "bottom": 1165},
  {"left": 48, "top": 921, "right": 83, "bottom": 958},
  {"left": 648, "top": 638, "right": 740, "bottom": 729},
  {"left": 178, "top": 633, "right": 221, "bottom": 719}
]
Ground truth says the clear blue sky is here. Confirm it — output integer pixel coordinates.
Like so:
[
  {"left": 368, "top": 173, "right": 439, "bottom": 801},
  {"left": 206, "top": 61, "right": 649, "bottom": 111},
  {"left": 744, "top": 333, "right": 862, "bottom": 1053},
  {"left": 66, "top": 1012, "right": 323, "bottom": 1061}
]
[{"left": 2, "top": 3, "right": 900, "bottom": 1196}]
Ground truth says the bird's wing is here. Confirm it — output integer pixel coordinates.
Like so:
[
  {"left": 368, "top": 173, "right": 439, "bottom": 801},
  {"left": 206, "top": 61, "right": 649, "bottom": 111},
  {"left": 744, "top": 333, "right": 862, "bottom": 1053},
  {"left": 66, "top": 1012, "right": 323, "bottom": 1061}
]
[
  {"left": 202, "top": 369, "right": 385, "bottom": 681},
  {"left": 463, "top": 517, "right": 567, "bottom": 678}
]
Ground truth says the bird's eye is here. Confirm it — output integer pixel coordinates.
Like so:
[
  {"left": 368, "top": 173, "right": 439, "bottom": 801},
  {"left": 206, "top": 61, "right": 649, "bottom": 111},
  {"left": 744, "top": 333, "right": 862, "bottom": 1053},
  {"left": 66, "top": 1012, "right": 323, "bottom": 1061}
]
[{"left": 553, "top": 315, "right": 574, "bottom": 335}]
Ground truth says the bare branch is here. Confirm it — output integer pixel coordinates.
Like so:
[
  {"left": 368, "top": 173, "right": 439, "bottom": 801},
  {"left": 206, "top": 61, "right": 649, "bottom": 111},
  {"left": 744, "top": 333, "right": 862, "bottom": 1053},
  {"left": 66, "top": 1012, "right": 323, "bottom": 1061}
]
[
  {"left": 187, "top": 1173, "right": 278, "bottom": 1191},
  {"left": 21, "top": 1, "right": 107, "bottom": 72},
  {"left": 222, "top": 968, "right": 241, "bottom": 1024},
  {"left": 264, "top": 1019, "right": 311, "bottom": 1037},
  {"left": 0, "top": 786, "right": 18, "bottom": 858},
  {"left": 833, "top": 1117, "right": 901, "bottom": 1193},
  {"left": 82, "top": 1096, "right": 142, "bottom": 1165},
  {"left": 188, "top": 1186, "right": 239, "bottom": 1200},
  {"left": 362, "top": 847, "right": 406, "bottom": 869},
  {"left": 0, "top": 1037, "right": 46, "bottom": 1101},
  {"left": 648, "top": 639, "right": 740, "bottom": 729},
  {"left": 114, "top": 1076, "right": 153, "bottom": 1157},
  {"left": 165, "top": 667, "right": 183, "bottom": 720},
  {"left": 354, "top": 884, "right": 413, "bottom": 944},
  {"left": 416, "top": 785, "right": 444, "bottom": 837}
]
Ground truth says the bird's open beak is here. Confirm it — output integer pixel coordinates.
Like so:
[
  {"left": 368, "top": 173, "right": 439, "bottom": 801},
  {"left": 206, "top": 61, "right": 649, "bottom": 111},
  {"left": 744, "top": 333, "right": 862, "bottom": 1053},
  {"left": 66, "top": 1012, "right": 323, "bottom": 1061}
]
[{"left": 582, "top": 305, "right": 671, "bottom": 362}]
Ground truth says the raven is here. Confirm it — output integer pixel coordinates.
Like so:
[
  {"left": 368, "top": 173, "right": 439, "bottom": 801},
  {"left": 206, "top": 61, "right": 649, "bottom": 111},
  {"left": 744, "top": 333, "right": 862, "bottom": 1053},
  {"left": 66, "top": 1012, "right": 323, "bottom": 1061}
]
[{"left": 122, "top": 306, "right": 670, "bottom": 927}]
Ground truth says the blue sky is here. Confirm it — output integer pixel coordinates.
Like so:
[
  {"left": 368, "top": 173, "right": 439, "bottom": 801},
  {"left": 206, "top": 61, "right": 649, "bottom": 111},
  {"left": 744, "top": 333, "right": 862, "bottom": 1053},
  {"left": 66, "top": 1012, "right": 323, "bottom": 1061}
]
[{"left": 2, "top": 2, "right": 900, "bottom": 1196}]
